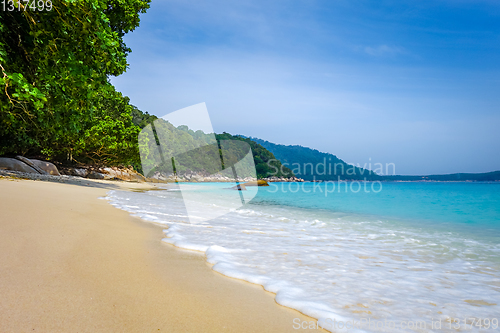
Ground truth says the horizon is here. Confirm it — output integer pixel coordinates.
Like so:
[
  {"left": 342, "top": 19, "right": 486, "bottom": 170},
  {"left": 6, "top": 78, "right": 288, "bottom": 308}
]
[
  {"left": 238, "top": 133, "right": 500, "bottom": 177},
  {"left": 244, "top": 135, "right": 500, "bottom": 177},
  {"left": 111, "top": 0, "right": 500, "bottom": 176}
]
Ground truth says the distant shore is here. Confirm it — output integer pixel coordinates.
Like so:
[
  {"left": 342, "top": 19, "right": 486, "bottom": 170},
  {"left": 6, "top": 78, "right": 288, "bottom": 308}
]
[{"left": 0, "top": 176, "right": 323, "bottom": 332}]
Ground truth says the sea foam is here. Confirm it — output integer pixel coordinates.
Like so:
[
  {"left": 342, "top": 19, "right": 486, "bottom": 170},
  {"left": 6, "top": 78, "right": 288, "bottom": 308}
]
[{"left": 106, "top": 183, "right": 500, "bottom": 333}]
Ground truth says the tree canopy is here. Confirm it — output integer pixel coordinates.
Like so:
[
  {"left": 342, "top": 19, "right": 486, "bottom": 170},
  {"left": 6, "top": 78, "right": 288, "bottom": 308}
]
[
  {"left": 0, "top": 0, "right": 151, "bottom": 165},
  {"left": 0, "top": 2, "right": 298, "bottom": 178},
  {"left": 137, "top": 119, "right": 294, "bottom": 179},
  {"left": 251, "top": 137, "right": 380, "bottom": 180}
]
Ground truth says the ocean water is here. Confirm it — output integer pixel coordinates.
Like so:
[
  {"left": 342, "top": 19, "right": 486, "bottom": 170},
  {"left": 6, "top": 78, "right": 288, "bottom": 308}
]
[{"left": 106, "top": 182, "right": 500, "bottom": 332}]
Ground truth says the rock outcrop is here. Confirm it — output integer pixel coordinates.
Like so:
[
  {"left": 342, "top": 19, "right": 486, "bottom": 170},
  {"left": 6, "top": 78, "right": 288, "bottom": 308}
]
[
  {"left": 0, "top": 156, "right": 305, "bottom": 184},
  {"left": 242, "top": 180, "right": 269, "bottom": 186},
  {"left": 262, "top": 176, "right": 305, "bottom": 182},
  {"left": 60, "top": 166, "right": 146, "bottom": 182},
  {"left": 0, "top": 156, "right": 145, "bottom": 183},
  {"left": 0, "top": 157, "right": 60, "bottom": 176},
  {"left": 148, "top": 171, "right": 258, "bottom": 183},
  {"left": 0, "top": 157, "right": 41, "bottom": 174},
  {"left": 30, "top": 159, "right": 61, "bottom": 176},
  {"left": 146, "top": 171, "right": 305, "bottom": 183}
]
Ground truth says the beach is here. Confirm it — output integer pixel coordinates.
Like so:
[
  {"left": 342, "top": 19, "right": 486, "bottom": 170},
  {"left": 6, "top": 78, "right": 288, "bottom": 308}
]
[{"left": 0, "top": 177, "right": 323, "bottom": 332}]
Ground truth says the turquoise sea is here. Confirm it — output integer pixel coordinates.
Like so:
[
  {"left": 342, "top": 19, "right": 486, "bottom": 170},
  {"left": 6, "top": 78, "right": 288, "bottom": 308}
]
[
  {"left": 257, "top": 182, "right": 500, "bottom": 243},
  {"left": 108, "top": 181, "right": 500, "bottom": 332}
]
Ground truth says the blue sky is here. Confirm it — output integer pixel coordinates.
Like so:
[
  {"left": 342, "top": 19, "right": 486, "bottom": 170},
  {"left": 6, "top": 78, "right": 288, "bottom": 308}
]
[{"left": 111, "top": 0, "right": 500, "bottom": 175}]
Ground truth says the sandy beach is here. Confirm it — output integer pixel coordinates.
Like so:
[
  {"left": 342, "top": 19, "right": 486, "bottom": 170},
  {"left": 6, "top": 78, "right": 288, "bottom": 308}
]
[{"left": 0, "top": 177, "right": 323, "bottom": 332}]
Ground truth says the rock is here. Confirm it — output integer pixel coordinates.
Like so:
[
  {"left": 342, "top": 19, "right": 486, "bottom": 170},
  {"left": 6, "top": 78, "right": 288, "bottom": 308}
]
[
  {"left": 99, "top": 167, "right": 146, "bottom": 182},
  {"left": 0, "top": 157, "right": 151, "bottom": 183},
  {"left": 101, "top": 167, "right": 121, "bottom": 180},
  {"left": 72, "top": 168, "right": 88, "bottom": 177},
  {"left": 87, "top": 171, "right": 105, "bottom": 179},
  {"left": 242, "top": 180, "right": 269, "bottom": 186},
  {"left": 14, "top": 156, "right": 48, "bottom": 174},
  {"left": 0, "top": 156, "right": 61, "bottom": 176},
  {"left": 30, "top": 159, "right": 60, "bottom": 176},
  {"left": 59, "top": 167, "right": 88, "bottom": 178},
  {"left": 129, "top": 172, "right": 146, "bottom": 183},
  {"left": 0, "top": 157, "right": 40, "bottom": 174}
]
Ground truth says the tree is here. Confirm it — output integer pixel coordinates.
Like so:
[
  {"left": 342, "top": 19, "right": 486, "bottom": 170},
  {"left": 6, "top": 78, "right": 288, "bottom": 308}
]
[{"left": 0, "top": 0, "right": 151, "bottom": 165}]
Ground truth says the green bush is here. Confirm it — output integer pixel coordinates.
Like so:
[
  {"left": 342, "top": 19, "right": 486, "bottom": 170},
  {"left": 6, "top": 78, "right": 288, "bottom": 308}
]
[{"left": 0, "top": 0, "right": 151, "bottom": 166}]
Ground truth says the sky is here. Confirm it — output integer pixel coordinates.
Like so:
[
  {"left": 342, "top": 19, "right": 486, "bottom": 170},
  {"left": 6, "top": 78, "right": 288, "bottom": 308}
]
[{"left": 111, "top": 0, "right": 500, "bottom": 175}]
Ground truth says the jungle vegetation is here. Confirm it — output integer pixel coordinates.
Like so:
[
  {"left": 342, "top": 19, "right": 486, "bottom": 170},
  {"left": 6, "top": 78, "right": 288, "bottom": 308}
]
[
  {"left": 0, "top": 0, "right": 151, "bottom": 166},
  {"left": 137, "top": 119, "right": 294, "bottom": 179},
  {"left": 0, "top": 1, "right": 292, "bottom": 180}
]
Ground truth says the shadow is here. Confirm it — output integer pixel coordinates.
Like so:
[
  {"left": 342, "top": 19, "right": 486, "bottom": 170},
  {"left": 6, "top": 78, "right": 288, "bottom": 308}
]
[{"left": 0, "top": 169, "right": 159, "bottom": 192}]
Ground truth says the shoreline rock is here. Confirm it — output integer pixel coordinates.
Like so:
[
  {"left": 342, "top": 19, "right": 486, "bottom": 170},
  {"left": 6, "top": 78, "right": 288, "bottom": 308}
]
[
  {"left": 1, "top": 157, "right": 306, "bottom": 184},
  {"left": 146, "top": 171, "right": 305, "bottom": 183},
  {"left": 242, "top": 180, "right": 269, "bottom": 186},
  {"left": 262, "top": 176, "right": 305, "bottom": 182},
  {"left": 0, "top": 157, "right": 60, "bottom": 176}
]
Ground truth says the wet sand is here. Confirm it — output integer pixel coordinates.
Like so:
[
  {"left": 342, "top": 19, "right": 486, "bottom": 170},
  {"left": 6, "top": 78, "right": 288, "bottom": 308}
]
[{"left": 0, "top": 177, "right": 324, "bottom": 332}]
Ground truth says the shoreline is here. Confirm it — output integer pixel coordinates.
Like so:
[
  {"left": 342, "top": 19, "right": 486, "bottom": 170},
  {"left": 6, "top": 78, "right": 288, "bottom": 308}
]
[
  {"left": 0, "top": 176, "right": 325, "bottom": 332},
  {"left": 2, "top": 169, "right": 498, "bottom": 186}
]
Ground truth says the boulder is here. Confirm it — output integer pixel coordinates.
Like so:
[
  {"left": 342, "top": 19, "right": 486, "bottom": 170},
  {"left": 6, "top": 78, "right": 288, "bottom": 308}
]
[
  {"left": 14, "top": 156, "right": 48, "bottom": 174},
  {"left": 30, "top": 159, "right": 60, "bottom": 176},
  {"left": 129, "top": 172, "right": 146, "bottom": 182},
  {"left": 72, "top": 168, "right": 88, "bottom": 178},
  {"left": 0, "top": 157, "right": 39, "bottom": 174},
  {"left": 87, "top": 171, "right": 105, "bottom": 179},
  {"left": 99, "top": 167, "right": 146, "bottom": 182},
  {"left": 242, "top": 180, "right": 269, "bottom": 186},
  {"left": 0, "top": 156, "right": 61, "bottom": 176}
]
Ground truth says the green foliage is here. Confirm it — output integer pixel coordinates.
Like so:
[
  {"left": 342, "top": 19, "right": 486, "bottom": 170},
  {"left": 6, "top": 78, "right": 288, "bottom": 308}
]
[
  {"left": 0, "top": 0, "right": 150, "bottom": 166},
  {"left": 131, "top": 106, "right": 157, "bottom": 129},
  {"left": 139, "top": 120, "right": 223, "bottom": 178},
  {"left": 75, "top": 89, "right": 141, "bottom": 165},
  {"left": 216, "top": 132, "right": 294, "bottom": 179},
  {"left": 137, "top": 121, "right": 294, "bottom": 179}
]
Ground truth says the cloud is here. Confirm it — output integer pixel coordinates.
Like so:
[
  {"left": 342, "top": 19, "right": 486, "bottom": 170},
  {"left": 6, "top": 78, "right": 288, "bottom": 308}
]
[
  {"left": 112, "top": 0, "right": 500, "bottom": 174},
  {"left": 363, "top": 44, "right": 405, "bottom": 57}
]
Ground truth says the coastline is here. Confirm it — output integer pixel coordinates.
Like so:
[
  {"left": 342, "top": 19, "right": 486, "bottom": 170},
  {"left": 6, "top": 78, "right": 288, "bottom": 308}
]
[{"left": 0, "top": 177, "right": 324, "bottom": 332}]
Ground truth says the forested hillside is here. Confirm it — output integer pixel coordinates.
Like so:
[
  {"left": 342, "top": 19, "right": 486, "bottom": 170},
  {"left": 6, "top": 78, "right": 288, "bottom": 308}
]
[
  {"left": 216, "top": 133, "right": 293, "bottom": 179},
  {"left": 138, "top": 119, "right": 293, "bottom": 179},
  {"left": 249, "top": 137, "right": 379, "bottom": 180}
]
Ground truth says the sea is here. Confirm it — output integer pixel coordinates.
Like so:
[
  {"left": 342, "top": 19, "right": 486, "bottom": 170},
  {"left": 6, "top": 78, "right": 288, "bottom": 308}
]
[{"left": 106, "top": 181, "right": 500, "bottom": 332}]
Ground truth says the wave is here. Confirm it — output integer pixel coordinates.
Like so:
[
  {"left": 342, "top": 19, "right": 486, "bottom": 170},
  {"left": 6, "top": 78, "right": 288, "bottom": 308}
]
[{"left": 106, "top": 184, "right": 500, "bottom": 332}]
